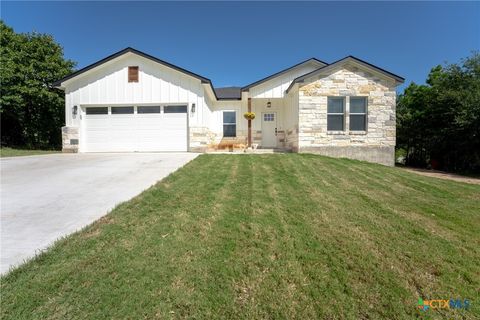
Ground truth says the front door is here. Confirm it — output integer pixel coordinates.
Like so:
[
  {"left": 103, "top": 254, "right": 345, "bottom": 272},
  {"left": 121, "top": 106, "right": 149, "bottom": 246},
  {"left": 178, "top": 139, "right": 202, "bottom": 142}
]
[{"left": 261, "top": 112, "right": 277, "bottom": 148}]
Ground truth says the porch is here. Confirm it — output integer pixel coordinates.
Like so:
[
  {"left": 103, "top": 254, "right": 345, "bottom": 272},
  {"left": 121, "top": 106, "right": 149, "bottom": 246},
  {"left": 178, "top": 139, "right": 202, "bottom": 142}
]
[{"left": 208, "top": 96, "right": 297, "bottom": 152}]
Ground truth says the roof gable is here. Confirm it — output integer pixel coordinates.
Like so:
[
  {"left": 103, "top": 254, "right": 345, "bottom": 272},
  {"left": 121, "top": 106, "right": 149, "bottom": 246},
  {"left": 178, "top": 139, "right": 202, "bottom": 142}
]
[
  {"left": 241, "top": 58, "right": 327, "bottom": 91},
  {"left": 286, "top": 56, "right": 404, "bottom": 93},
  {"left": 52, "top": 47, "right": 213, "bottom": 88}
]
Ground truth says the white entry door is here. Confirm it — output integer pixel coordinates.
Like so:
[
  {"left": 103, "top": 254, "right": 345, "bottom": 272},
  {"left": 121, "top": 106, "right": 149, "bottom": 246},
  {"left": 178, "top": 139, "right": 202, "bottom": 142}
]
[
  {"left": 261, "top": 112, "right": 277, "bottom": 148},
  {"left": 82, "top": 105, "right": 188, "bottom": 152}
]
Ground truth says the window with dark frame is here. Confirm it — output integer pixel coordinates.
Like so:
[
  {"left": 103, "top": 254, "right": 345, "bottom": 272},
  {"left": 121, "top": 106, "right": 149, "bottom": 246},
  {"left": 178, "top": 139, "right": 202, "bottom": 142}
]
[
  {"left": 327, "top": 97, "right": 345, "bottom": 131},
  {"left": 349, "top": 97, "right": 367, "bottom": 131},
  {"left": 111, "top": 106, "right": 134, "bottom": 114},
  {"left": 137, "top": 106, "right": 161, "bottom": 114},
  {"left": 223, "top": 111, "right": 236, "bottom": 137},
  {"left": 164, "top": 105, "right": 188, "bottom": 113},
  {"left": 128, "top": 66, "right": 139, "bottom": 82},
  {"left": 86, "top": 107, "right": 108, "bottom": 115},
  {"left": 263, "top": 113, "right": 275, "bottom": 122}
]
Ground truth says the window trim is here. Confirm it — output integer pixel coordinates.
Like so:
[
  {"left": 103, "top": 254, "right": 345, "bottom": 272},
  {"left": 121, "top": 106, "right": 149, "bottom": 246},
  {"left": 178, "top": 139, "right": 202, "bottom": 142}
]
[
  {"left": 222, "top": 111, "right": 237, "bottom": 138},
  {"left": 349, "top": 96, "right": 368, "bottom": 132},
  {"left": 327, "top": 97, "right": 345, "bottom": 132}
]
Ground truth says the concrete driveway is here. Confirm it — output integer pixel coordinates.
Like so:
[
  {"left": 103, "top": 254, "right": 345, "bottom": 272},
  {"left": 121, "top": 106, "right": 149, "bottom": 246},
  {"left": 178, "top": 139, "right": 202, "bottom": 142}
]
[{"left": 0, "top": 152, "right": 198, "bottom": 274}]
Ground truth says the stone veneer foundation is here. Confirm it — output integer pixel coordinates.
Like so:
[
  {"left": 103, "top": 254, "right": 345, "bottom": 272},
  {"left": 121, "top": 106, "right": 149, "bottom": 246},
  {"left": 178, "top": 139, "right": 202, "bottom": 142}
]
[
  {"left": 61, "top": 126, "right": 79, "bottom": 153},
  {"left": 297, "top": 66, "right": 396, "bottom": 166},
  {"left": 284, "top": 126, "right": 299, "bottom": 152},
  {"left": 189, "top": 128, "right": 287, "bottom": 152},
  {"left": 189, "top": 127, "right": 248, "bottom": 152}
]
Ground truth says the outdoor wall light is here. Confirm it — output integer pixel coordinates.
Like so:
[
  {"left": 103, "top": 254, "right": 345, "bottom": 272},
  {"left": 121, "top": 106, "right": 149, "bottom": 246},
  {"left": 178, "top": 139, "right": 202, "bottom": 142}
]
[
  {"left": 191, "top": 103, "right": 196, "bottom": 113},
  {"left": 267, "top": 101, "right": 271, "bottom": 108},
  {"left": 72, "top": 105, "right": 78, "bottom": 117}
]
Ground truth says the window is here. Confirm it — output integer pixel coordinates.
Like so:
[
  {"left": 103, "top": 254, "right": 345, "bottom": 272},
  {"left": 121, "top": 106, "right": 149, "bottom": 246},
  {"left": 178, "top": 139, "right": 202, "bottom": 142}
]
[
  {"left": 263, "top": 113, "right": 275, "bottom": 121},
  {"left": 349, "top": 97, "right": 367, "bottom": 131},
  {"left": 128, "top": 66, "right": 139, "bottom": 82},
  {"left": 164, "top": 105, "right": 187, "bottom": 113},
  {"left": 111, "top": 107, "right": 134, "bottom": 114},
  {"left": 86, "top": 107, "right": 108, "bottom": 115},
  {"left": 138, "top": 106, "right": 160, "bottom": 114},
  {"left": 327, "top": 97, "right": 345, "bottom": 131},
  {"left": 223, "top": 111, "right": 236, "bottom": 137}
]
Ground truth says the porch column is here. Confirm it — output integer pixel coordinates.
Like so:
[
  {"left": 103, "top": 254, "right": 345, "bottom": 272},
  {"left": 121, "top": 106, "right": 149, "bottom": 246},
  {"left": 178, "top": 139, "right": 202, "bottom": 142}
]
[{"left": 248, "top": 98, "right": 252, "bottom": 147}]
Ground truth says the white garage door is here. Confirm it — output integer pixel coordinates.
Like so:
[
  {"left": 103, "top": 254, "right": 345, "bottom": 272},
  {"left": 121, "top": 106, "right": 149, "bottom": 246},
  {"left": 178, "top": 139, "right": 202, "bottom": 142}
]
[{"left": 82, "top": 105, "right": 188, "bottom": 152}]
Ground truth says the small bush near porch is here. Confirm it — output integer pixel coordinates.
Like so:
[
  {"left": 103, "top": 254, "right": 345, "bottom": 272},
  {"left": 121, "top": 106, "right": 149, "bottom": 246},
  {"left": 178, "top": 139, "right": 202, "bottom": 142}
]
[{"left": 1, "top": 154, "right": 479, "bottom": 319}]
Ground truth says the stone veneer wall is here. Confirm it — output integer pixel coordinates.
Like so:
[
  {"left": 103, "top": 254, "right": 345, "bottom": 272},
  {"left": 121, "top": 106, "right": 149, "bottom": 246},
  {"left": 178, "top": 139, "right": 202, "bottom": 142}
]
[
  {"left": 276, "top": 130, "right": 286, "bottom": 148},
  {"left": 189, "top": 127, "right": 247, "bottom": 152},
  {"left": 298, "top": 66, "right": 397, "bottom": 166},
  {"left": 285, "top": 126, "right": 299, "bottom": 152},
  {"left": 252, "top": 130, "right": 262, "bottom": 146},
  {"left": 190, "top": 127, "right": 288, "bottom": 151},
  {"left": 252, "top": 130, "right": 286, "bottom": 149},
  {"left": 62, "top": 126, "right": 79, "bottom": 153},
  {"left": 189, "top": 127, "right": 217, "bottom": 152}
]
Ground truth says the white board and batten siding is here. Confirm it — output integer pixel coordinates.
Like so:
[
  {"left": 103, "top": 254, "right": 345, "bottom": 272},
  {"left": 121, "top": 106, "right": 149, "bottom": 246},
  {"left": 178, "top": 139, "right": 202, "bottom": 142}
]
[
  {"left": 248, "top": 63, "right": 320, "bottom": 99},
  {"left": 209, "top": 100, "right": 244, "bottom": 135},
  {"left": 62, "top": 53, "right": 214, "bottom": 152},
  {"left": 64, "top": 53, "right": 211, "bottom": 128}
]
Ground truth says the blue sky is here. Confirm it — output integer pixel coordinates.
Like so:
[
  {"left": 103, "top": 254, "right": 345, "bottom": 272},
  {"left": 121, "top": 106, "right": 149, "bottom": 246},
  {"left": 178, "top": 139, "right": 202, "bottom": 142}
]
[{"left": 2, "top": 1, "right": 479, "bottom": 92}]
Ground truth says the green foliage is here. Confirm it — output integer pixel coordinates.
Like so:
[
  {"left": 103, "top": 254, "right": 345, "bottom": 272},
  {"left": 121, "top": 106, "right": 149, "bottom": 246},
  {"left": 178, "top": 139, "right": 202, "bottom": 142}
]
[
  {"left": 397, "top": 52, "right": 480, "bottom": 172},
  {"left": 0, "top": 20, "right": 75, "bottom": 149}
]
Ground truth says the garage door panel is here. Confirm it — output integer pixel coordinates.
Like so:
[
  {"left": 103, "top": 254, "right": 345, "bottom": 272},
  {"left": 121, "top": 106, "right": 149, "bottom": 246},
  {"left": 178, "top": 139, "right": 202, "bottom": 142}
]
[
  {"left": 136, "top": 116, "right": 163, "bottom": 129},
  {"left": 110, "top": 117, "right": 135, "bottom": 128},
  {"left": 82, "top": 106, "right": 188, "bottom": 152},
  {"left": 84, "top": 115, "right": 111, "bottom": 151}
]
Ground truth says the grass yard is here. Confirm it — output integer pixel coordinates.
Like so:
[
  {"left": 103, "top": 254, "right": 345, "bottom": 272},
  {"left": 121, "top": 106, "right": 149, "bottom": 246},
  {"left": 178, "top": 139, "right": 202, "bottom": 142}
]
[
  {"left": 0, "top": 147, "right": 59, "bottom": 158},
  {"left": 1, "top": 154, "right": 479, "bottom": 319}
]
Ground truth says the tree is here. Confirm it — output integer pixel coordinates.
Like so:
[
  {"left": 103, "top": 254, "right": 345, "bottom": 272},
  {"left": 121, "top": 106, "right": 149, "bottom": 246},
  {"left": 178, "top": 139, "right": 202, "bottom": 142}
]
[
  {"left": 0, "top": 21, "right": 75, "bottom": 149},
  {"left": 397, "top": 52, "right": 480, "bottom": 172}
]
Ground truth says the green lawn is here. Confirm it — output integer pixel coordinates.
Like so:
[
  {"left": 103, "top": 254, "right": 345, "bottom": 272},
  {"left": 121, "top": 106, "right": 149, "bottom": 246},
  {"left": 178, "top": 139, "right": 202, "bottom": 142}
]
[
  {"left": 1, "top": 154, "right": 479, "bottom": 319},
  {"left": 0, "top": 147, "right": 59, "bottom": 157}
]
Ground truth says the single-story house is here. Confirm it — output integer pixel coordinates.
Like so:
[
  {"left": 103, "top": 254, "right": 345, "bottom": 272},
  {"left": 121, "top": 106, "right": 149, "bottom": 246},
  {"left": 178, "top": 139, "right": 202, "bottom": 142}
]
[{"left": 53, "top": 47, "right": 404, "bottom": 166}]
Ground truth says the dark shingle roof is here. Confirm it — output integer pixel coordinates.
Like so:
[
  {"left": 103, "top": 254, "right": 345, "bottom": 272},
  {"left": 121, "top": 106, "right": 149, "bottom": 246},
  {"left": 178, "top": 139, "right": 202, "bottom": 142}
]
[{"left": 214, "top": 87, "right": 242, "bottom": 100}]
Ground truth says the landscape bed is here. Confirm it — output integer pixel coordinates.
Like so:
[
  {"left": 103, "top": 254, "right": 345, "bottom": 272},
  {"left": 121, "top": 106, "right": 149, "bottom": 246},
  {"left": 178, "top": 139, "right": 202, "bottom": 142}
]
[{"left": 1, "top": 154, "right": 479, "bottom": 319}]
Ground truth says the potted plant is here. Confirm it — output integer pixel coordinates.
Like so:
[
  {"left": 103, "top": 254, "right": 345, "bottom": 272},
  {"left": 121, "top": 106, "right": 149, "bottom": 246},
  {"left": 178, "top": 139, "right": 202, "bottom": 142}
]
[{"left": 244, "top": 112, "right": 256, "bottom": 120}]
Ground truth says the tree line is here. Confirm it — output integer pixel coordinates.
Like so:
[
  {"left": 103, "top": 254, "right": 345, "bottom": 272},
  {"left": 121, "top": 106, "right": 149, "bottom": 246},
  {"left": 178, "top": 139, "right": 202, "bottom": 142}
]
[
  {"left": 0, "top": 20, "right": 75, "bottom": 149},
  {"left": 396, "top": 52, "right": 480, "bottom": 173}
]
